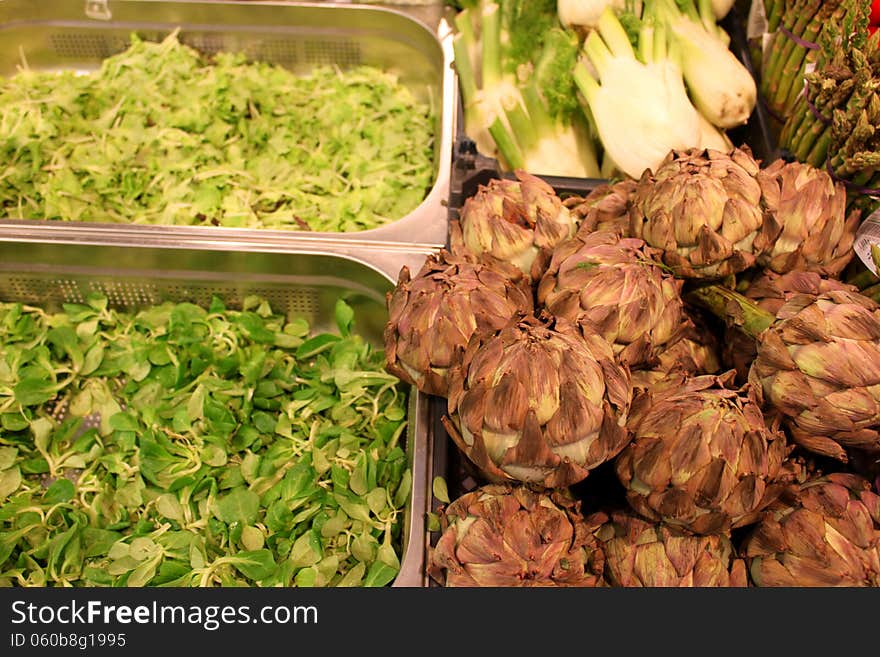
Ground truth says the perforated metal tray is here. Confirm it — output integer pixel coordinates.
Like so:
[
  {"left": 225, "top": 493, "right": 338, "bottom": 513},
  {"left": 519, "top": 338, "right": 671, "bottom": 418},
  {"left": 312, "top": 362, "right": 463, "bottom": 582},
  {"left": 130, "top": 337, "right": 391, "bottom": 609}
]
[
  {"left": 0, "top": 233, "right": 432, "bottom": 587},
  {"left": 0, "top": 0, "right": 455, "bottom": 248}
]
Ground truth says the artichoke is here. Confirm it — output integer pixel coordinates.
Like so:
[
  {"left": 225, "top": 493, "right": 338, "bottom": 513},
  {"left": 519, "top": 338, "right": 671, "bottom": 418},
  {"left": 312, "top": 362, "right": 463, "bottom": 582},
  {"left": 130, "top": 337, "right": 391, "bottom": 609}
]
[
  {"left": 384, "top": 250, "right": 534, "bottom": 397},
  {"left": 629, "top": 147, "right": 764, "bottom": 279},
  {"left": 629, "top": 311, "right": 722, "bottom": 391},
  {"left": 454, "top": 171, "right": 576, "bottom": 281},
  {"left": 743, "top": 473, "right": 880, "bottom": 587},
  {"left": 721, "top": 271, "right": 856, "bottom": 384},
  {"left": 444, "top": 314, "right": 632, "bottom": 488},
  {"left": 537, "top": 230, "right": 687, "bottom": 367},
  {"left": 754, "top": 159, "right": 860, "bottom": 277},
  {"left": 428, "top": 484, "right": 606, "bottom": 587},
  {"left": 748, "top": 290, "right": 880, "bottom": 461},
  {"left": 565, "top": 179, "right": 637, "bottom": 237},
  {"left": 596, "top": 509, "right": 748, "bottom": 587},
  {"left": 616, "top": 372, "right": 789, "bottom": 534}
]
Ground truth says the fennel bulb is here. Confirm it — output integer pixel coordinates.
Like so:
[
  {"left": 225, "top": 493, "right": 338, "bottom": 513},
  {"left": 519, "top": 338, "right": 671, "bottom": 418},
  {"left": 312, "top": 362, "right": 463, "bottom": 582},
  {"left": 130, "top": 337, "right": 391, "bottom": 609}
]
[
  {"left": 697, "top": 112, "right": 734, "bottom": 153},
  {"left": 453, "top": 1, "right": 600, "bottom": 177},
  {"left": 558, "top": 0, "right": 627, "bottom": 29},
  {"left": 574, "top": 8, "right": 700, "bottom": 179},
  {"left": 661, "top": 0, "right": 756, "bottom": 128},
  {"left": 463, "top": 76, "right": 523, "bottom": 158},
  {"left": 522, "top": 117, "right": 600, "bottom": 178},
  {"left": 711, "top": 0, "right": 735, "bottom": 19}
]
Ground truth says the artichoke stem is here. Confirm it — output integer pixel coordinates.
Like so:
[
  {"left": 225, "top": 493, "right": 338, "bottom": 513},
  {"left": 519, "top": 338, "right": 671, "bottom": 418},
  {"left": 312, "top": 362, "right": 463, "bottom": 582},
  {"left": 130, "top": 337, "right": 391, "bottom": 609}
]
[{"left": 687, "top": 285, "right": 775, "bottom": 339}]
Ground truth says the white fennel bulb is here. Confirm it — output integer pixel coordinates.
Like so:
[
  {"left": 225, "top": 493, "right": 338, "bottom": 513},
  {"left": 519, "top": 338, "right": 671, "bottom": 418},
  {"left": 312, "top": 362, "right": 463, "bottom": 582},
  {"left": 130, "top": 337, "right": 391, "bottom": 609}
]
[
  {"left": 574, "top": 8, "right": 701, "bottom": 179},
  {"left": 661, "top": 0, "right": 756, "bottom": 128},
  {"left": 711, "top": 0, "right": 735, "bottom": 19},
  {"left": 558, "top": 0, "right": 627, "bottom": 29},
  {"left": 697, "top": 112, "right": 734, "bottom": 153}
]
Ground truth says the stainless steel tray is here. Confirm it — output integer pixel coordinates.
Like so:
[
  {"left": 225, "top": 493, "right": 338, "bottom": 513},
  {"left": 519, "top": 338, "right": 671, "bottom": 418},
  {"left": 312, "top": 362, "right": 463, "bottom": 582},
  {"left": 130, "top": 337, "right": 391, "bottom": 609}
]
[
  {"left": 0, "top": 233, "right": 432, "bottom": 587},
  {"left": 0, "top": 0, "right": 455, "bottom": 248}
]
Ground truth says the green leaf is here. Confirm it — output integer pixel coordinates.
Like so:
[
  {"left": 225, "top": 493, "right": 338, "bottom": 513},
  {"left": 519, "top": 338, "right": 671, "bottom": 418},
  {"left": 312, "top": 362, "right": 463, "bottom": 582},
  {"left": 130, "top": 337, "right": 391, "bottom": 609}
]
[
  {"left": 107, "top": 555, "right": 140, "bottom": 576},
  {"left": 296, "top": 334, "right": 341, "bottom": 359},
  {"left": 281, "top": 463, "right": 315, "bottom": 501},
  {"left": 126, "top": 556, "right": 159, "bottom": 587},
  {"left": 334, "top": 299, "right": 354, "bottom": 337},
  {"left": 284, "top": 318, "right": 311, "bottom": 337},
  {"left": 349, "top": 454, "right": 369, "bottom": 496},
  {"left": 294, "top": 566, "right": 318, "bottom": 587},
  {"left": 237, "top": 312, "right": 276, "bottom": 344},
  {"left": 82, "top": 528, "right": 123, "bottom": 558},
  {"left": 337, "top": 561, "right": 366, "bottom": 587},
  {"left": 366, "top": 487, "right": 387, "bottom": 516},
  {"left": 107, "top": 541, "right": 130, "bottom": 561},
  {"left": 187, "top": 384, "right": 206, "bottom": 421},
  {"left": 0, "top": 466, "right": 22, "bottom": 500},
  {"left": 42, "top": 478, "right": 75, "bottom": 504},
  {"left": 239, "top": 350, "right": 267, "bottom": 385},
  {"left": 351, "top": 533, "right": 377, "bottom": 563},
  {"left": 215, "top": 487, "right": 260, "bottom": 526},
  {"left": 155, "top": 493, "right": 185, "bottom": 521},
  {"left": 319, "top": 513, "right": 348, "bottom": 538},
  {"left": 288, "top": 532, "right": 320, "bottom": 569},
  {"left": 200, "top": 443, "right": 227, "bottom": 468},
  {"left": 384, "top": 405, "right": 406, "bottom": 422},
  {"left": 377, "top": 534, "right": 401, "bottom": 571},
  {"left": 273, "top": 333, "right": 302, "bottom": 349},
  {"left": 20, "top": 457, "right": 49, "bottom": 474},
  {"left": 241, "top": 525, "right": 265, "bottom": 551},
  {"left": 432, "top": 476, "right": 450, "bottom": 504},
  {"left": 129, "top": 537, "right": 158, "bottom": 562},
  {"left": 394, "top": 469, "right": 412, "bottom": 508},
  {"left": 109, "top": 412, "right": 140, "bottom": 432},
  {"left": 190, "top": 539, "right": 207, "bottom": 570},
  {"left": 0, "top": 447, "right": 18, "bottom": 470},
  {"left": 363, "top": 560, "right": 398, "bottom": 587},
  {"left": 81, "top": 343, "right": 105, "bottom": 375},
  {"left": 14, "top": 378, "right": 55, "bottom": 406},
  {"left": 1, "top": 414, "right": 29, "bottom": 431},
  {"left": 334, "top": 493, "right": 372, "bottom": 524},
  {"left": 230, "top": 549, "right": 277, "bottom": 581}
]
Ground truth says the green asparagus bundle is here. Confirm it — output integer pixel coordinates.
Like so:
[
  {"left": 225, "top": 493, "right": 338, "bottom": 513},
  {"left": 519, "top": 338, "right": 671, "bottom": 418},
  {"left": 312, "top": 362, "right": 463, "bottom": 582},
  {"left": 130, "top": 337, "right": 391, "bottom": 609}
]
[
  {"left": 778, "top": 2, "right": 880, "bottom": 214},
  {"left": 760, "top": 0, "right": 846, "bottom": 122},
  {"left": 763, "top": 0, "right": 784, "bottom": 34}
]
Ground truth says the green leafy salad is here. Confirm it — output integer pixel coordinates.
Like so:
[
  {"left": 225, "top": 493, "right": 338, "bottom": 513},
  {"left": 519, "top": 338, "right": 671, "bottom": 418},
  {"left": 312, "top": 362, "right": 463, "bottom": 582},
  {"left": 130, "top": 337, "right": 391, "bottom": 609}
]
[
  {"left": 0, "top": 31, "right": 435, "bottom": 231},
  {"left": 0, "top": 294, "right": 411, "bottom": 587}
]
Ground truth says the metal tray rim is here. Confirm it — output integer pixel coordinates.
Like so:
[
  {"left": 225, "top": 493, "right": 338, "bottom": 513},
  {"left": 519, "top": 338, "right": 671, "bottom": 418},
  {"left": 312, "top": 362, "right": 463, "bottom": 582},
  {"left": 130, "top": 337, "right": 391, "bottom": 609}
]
[
  {"left": 0, "top": 238, "right": 432, "bottom": 587},
  {"left": 0, "top": 0, "right": 456, "bottom": 247}
]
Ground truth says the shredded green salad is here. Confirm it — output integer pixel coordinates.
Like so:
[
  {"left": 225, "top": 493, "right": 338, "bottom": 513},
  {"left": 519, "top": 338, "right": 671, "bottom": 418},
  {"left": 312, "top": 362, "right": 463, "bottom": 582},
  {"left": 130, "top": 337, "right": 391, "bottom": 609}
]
[
  {"left": 0, "top": 31, "right": 436, "bottom": 231},
  {"left": 0, "top": 294, "right": 411, "bottom": 587}
]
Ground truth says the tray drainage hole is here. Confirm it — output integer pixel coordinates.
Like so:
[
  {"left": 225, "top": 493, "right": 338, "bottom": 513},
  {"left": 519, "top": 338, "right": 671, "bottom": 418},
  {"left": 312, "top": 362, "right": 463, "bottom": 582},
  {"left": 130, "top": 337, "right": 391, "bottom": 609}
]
[
  {"left": 49, "top": 32, "right": 127, "bottom": 60},
  {"left": 88, "top": 281, "right": 157, "bottom": 307},
  {"left": 303, "top": 39, "right": 361, "bottom": 67},
  {"left": 278, "top": 288, "right": 320, "bottom": 317},
  {"left": 56, "top": 279, "right": 85, "bottom": 303},
  {"left": 246, "top": 39, "right": 300, "bottom": 67}
]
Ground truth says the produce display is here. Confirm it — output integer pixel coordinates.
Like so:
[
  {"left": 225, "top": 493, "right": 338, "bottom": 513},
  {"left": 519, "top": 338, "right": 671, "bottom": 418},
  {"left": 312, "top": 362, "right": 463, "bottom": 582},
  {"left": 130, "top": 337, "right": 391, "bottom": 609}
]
[
  {"left": 3, "top": 0, "right": 880, "bottom": 591},
  {"left": 0, "top": 295, "right": 411, "bottom": 587},
  {"left": 386, "top": 153, "right": 880, "bottom": 587},
  {"left": 447, "top": 0, "right": 754, "bottom": 179},
  {"left": 0, "top": 31, "right": 435, "bottom": 231}
]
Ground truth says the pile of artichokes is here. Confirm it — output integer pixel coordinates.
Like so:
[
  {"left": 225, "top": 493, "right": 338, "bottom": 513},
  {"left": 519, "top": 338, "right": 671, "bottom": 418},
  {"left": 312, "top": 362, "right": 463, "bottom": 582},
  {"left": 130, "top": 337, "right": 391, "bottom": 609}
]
[{"left": 384, "top": 150, "right": 880, "bottom": 587}]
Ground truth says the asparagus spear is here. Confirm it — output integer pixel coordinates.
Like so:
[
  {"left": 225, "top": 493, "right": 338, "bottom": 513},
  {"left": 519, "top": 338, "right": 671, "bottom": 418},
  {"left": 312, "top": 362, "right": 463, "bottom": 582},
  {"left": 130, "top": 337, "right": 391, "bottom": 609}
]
[
  {"left": 761, "top": 0, "right": 823, "bottom": 109},
  {"left": 773, "top": 1, "right": 843, "bottom": 117}
]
